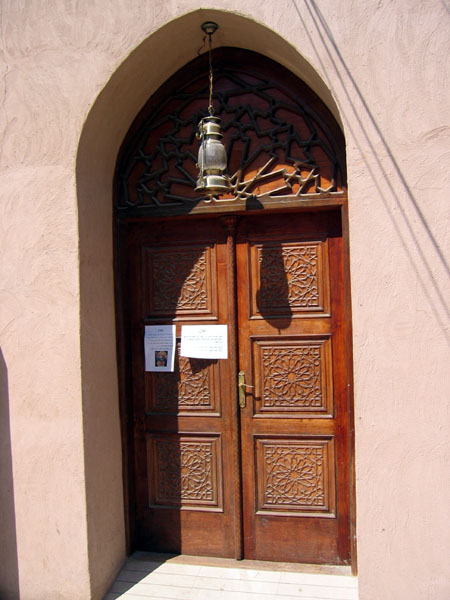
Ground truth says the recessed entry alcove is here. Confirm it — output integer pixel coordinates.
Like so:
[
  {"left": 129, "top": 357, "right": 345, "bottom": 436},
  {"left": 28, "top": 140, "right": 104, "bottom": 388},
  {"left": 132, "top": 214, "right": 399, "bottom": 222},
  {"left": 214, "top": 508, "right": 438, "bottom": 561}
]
[
  {"left": 76, "top": 10, "right": 355, "bottom": 577},
  {"left": 113, "top": 42, "right": 354, "bottom": 568}
]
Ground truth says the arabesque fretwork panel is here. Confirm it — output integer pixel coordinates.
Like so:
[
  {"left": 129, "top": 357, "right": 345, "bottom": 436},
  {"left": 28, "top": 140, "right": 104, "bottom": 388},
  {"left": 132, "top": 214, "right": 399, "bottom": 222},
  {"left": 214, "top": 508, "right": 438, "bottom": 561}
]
[{"left": 116, "top": 49, "right": 346, "bottom": 216}]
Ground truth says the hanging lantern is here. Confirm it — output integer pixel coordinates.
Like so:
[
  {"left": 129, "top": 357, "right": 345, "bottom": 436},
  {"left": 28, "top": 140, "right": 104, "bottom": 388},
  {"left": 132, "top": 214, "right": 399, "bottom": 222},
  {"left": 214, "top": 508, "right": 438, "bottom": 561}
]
[
  {"left": 195, "top": 115, "right": 229, "bottom": 195},
  {"left": 195, "top": 22, "right": 231, "bottom": 198}
]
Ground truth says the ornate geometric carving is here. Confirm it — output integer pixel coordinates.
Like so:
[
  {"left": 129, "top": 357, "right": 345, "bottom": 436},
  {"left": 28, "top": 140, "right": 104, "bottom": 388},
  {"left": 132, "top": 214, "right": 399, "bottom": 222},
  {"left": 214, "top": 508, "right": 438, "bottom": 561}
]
[
  {"left": 265, "top": 444, "right": 324, "bottom": 506},
  {"left": 151, "top": 436, "right": 221, "bottom": 508},
  {"left": 116, "top": 51, "right": 344, "bottom": 217},
  {"left": 256, "top": 439, "right": 334, "bottom": 513},
  {"left": 262, "top": 345, "right": 322, "bottom": 408},
  {"left": 152, "top": 249, "right": 207, "bottom": 311},
  {"left": 143, "top": 244, "right": 217, "bottom": 319},
  {"left": 253, "top": 338, "right": 332, "bottom": 415},
  {"left": 150, "top": 344, "right": 216, "bottom": 413},
  {"left": 258, "top": 243, "right": 320, "bottom": 310}
]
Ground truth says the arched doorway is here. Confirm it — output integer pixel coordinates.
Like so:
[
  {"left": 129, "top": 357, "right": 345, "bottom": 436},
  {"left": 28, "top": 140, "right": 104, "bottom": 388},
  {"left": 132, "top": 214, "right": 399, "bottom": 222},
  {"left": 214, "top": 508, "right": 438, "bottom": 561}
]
[{"left": 115, "top": 47, "right": 354, "bottom": 566}]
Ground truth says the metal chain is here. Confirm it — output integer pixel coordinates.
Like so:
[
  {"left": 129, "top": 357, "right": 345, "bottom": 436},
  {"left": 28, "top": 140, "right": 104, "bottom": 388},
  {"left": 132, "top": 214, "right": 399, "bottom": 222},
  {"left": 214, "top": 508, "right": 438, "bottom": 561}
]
[{"left": 208, "top": 34, "right": 214, "bottom": 115}]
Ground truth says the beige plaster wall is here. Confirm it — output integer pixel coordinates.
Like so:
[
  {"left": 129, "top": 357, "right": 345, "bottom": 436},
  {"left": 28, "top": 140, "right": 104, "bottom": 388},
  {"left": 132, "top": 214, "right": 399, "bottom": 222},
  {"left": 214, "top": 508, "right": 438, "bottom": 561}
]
[{"left": 0, "top": 1, "right": 449, "bottom": 599}]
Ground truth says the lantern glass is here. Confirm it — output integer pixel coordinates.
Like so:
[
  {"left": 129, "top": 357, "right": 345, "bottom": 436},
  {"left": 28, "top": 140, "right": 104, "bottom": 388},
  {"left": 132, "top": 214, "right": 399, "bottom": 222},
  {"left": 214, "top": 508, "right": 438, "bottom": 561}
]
[
  {"left": 195, "top": 116, "right": 230, "bottom": 195},
  {"left": 198, "top": 136, "right": 227, "bottom": 173}
]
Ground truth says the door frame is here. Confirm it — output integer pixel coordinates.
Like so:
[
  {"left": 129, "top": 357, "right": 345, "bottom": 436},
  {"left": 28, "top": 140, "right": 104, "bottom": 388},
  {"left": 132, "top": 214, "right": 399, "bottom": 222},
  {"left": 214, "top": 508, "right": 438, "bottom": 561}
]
[
  {"left": 113, "top": 44, "right": 355, "bottom": 570},
  {"left": 114, "top": 200, "right": 356, "bottom": 571}
]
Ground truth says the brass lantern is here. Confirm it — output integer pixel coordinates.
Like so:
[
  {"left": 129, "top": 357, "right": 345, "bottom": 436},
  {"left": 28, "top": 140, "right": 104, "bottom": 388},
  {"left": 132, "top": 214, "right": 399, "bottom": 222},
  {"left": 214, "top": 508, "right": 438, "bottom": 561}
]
[
  {"left": 195, "top": 115, "right": 229, "bottom": 195},
  {"left": 195, "top": 22, "right": 231, "bottom": 198}
]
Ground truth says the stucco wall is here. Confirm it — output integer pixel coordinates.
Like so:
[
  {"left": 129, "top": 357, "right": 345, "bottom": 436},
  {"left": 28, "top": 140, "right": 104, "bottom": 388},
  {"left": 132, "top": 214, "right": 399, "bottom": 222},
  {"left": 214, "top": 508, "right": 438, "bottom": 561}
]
[{"left": 0, "top": 1, "right": 449, "bottom": 599}]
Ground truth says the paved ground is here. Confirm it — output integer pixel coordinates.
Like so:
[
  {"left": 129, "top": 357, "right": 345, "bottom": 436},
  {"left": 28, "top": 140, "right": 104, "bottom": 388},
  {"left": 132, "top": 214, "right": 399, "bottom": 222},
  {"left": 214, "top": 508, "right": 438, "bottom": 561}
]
[{"left": 105, "top": 552, "right": 358, "bottom": 600}]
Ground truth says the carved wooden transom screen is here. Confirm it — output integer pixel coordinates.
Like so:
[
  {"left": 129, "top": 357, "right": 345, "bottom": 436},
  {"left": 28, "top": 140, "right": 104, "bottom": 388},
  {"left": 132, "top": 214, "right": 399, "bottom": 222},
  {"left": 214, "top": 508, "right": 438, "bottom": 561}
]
[{"left": 115, "top": 48, "right": 346, "bottom": 217}]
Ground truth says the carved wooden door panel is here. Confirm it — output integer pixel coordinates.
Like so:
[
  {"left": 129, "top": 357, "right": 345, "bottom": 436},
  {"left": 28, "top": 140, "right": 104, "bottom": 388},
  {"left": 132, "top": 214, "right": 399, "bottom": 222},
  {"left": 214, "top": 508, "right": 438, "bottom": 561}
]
[
  {"left": 124, "top": 209, "right": 350, "bottom": 564},
  {"left": 117, "top": 45, "right": 352, "bottom": 565},
  {"left": 126, "top": 217, "right": 238, "bottom": 557},
  {"left": 236, "top": 210, "right": 351, "bottom": 564}
]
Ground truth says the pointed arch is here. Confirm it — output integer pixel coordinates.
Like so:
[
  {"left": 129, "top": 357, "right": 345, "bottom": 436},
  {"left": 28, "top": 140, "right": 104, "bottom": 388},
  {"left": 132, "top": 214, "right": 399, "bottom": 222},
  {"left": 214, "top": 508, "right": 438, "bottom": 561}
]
[{"left": 75, "top": 9, "right": 352, "bottom": 567}]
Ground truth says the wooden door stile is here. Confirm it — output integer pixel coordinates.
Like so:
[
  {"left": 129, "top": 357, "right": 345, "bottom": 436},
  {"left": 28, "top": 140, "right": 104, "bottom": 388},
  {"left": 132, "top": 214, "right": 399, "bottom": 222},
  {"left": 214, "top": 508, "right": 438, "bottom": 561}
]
[{"left": 221, "top": 215, "right": 244, "bottom": 559}]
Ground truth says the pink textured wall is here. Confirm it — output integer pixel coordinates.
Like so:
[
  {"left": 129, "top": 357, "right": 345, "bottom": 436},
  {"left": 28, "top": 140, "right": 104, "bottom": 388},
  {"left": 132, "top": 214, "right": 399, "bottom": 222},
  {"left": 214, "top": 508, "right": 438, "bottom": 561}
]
[{"left": 0, "top": 2, "right": 448, "bottom": 599}]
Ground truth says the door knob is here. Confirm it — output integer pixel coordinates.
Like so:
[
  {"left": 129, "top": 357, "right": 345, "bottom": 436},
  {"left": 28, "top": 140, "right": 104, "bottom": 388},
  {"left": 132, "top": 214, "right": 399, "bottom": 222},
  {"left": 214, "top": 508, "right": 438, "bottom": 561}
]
[{"left": 238, "top": 371, "right": 254, "bottom": 408}]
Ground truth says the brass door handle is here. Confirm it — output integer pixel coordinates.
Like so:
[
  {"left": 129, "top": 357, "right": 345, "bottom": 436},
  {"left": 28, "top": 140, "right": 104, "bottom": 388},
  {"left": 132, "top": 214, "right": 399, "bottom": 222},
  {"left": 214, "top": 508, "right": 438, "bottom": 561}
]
[{"left": 238, "top": 370, "right": 254, "bottom": 408}]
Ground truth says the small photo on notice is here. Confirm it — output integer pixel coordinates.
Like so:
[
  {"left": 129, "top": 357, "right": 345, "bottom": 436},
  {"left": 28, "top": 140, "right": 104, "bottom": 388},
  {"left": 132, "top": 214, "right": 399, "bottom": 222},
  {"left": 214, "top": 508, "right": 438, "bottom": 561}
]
[
  {"left": 155, "top": 350, "right": 168, "bottom": 367},
  {"left": 144, "top": 324, "right": 176, "bottom": 372}
]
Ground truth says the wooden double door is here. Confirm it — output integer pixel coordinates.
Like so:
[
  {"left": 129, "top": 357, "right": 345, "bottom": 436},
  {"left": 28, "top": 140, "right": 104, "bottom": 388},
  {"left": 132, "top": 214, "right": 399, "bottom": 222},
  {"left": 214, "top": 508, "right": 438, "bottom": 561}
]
[{"left": 123, "top": 209, "right": 351, "bottom": 565}]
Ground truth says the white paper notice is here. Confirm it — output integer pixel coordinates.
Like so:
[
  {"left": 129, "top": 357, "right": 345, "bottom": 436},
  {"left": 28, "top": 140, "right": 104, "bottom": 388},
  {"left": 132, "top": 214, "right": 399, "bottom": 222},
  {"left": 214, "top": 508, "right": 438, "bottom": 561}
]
[
  {"left": 144, "top": 325, "right": 176, "bottom": 372},
  {"left": 180, "top": 325, "right": 228, "bottom": 359}
]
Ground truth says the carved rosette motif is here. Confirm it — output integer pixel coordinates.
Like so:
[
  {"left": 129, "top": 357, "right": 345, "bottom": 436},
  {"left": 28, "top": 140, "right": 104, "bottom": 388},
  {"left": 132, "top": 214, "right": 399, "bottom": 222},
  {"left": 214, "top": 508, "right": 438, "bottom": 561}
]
[
  {"left": 261, "top": 345, "right": 323, "bottom": 409},
  {"left": 154, "top": 439, "right": 217, "bottom": 506},
  {"left": 150, "top": 249, "right": 208, "bottom": 313},
  {"left": 261, "top": 442, "right": 326, "bottom": 509},
  {"left": 153, "top": 346, "right": 213, "bottom": 412},
  {"left": 258, "top": 244, "right": 320, "bottom": 311}
]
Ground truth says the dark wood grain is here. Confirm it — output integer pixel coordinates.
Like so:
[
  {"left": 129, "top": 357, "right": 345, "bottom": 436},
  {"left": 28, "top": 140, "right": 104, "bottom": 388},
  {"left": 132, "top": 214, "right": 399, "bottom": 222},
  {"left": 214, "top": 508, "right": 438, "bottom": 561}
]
[
  {"left": 124, "top": 217, "right": 237, "bottom": 557},
  {"left": 236, "top": 211, "right": 351, "bottom": 564},
  {"left": 114, "top": 47, "right": 354, "bottom": 566}
]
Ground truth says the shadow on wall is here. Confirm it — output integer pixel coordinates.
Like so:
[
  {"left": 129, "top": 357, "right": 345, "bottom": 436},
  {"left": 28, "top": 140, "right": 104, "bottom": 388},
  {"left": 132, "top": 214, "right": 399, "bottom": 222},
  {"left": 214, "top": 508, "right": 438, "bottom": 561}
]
[
  {"left": 292, "top": 0, "right": 450, "bottom": 346},
  {"left": 0, "top": 349, "right": 20, "bottom": 599}
]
